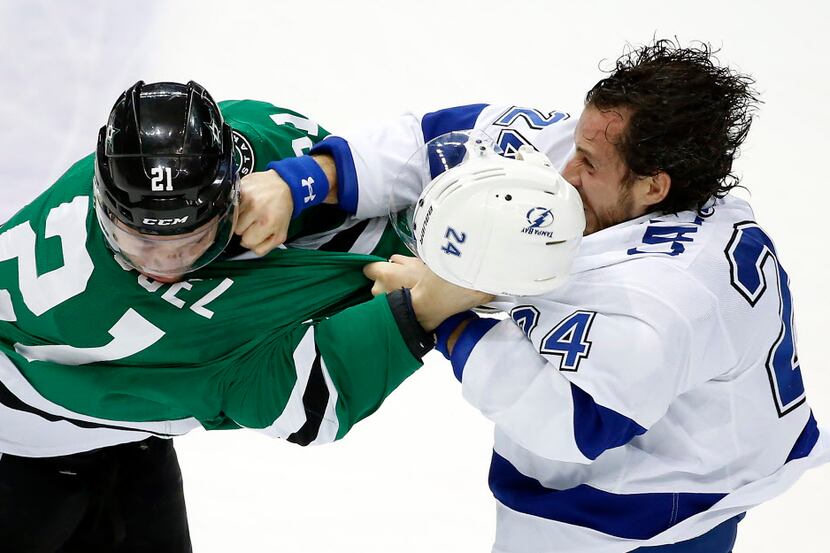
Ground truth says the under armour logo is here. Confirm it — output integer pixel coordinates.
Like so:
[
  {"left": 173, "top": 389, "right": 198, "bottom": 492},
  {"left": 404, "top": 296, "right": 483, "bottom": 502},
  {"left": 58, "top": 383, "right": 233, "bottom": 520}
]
[{"left": 301, "top": 177, "right": 316, "bottom": 203}]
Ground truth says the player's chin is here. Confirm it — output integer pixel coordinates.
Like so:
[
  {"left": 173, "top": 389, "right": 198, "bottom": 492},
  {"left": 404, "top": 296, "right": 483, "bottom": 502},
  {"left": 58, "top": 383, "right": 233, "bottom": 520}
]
[
  {"left": 143, "top": 272, "right": 184, "bottom": 284},
  {"left": 583, "top": 210, "right": 599, "bottom": 236}
]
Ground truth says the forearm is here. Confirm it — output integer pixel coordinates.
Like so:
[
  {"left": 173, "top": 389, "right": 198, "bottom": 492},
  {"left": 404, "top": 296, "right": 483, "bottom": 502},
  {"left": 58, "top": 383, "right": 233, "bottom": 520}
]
[
  {"left": 223, "top": 292, "right": 423, "bottom": 445},
  {"left": 308, "top": 112, "right": 434, "bottom": 218},
  {"left": 313, "top": 153, "right": 338, "bottom": 204},
  {"left": 313, "top": 294, "right": 424, "bottom": 440}
]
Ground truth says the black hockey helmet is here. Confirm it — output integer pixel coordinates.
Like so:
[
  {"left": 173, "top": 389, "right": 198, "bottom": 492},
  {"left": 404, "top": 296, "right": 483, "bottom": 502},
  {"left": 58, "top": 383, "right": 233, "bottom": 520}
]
[{"left": 93, "top": 80, "right": 240, "bottom": 278}]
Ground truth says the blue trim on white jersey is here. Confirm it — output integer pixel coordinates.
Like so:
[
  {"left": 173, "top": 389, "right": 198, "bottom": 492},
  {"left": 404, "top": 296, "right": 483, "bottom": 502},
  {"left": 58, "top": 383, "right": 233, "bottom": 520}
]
[
  {"left": 633, "top": 514, "right": 744, "bottom": 552},
  {"left": 449, "top": 317, "right": 500, "bottom": 382},
  {"left": 421, "top": 104, "right": 489, "bottom": 143},
  {"left": 571, "top": 384, "right": 647, "bottom": 460},
  {"left": 489, "top": 451, "right": 727, "bottom": 540},
  {"left": 309, "top": 136, "right": 358, "bottom": 214},
  {"left": 786, "top": 411, "right": 818, "bottom": 462}
]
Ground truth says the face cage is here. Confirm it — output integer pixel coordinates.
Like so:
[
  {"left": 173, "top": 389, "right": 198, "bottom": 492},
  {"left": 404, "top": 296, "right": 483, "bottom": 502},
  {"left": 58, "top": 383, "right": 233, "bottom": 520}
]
[
  {"left": 93, "top": 179, "right": 239, "bottom": 278},
  {"left": 389, "top": 130, "right": 503, "bottom": 258}
]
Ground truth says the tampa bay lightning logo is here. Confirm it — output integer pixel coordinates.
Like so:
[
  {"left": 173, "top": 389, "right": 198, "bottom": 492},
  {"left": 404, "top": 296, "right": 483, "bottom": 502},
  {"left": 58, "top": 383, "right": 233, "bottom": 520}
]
[{"left": 526, "top": 207, "right": 555, "bottom": 229}]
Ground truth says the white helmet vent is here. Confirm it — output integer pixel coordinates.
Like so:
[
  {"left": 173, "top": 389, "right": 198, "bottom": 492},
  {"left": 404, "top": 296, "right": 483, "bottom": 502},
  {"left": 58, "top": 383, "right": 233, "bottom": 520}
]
[{"left": 434, "top": 180, "right": 465, "bottom": 204}]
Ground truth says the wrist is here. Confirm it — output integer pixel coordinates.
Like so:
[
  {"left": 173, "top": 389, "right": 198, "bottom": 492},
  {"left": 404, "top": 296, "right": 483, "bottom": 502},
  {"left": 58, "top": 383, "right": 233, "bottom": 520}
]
[
  {"left": 410, "top": 285, "right": 447, "bottom": 332},
  {"left": 386, "top": 288, "right": 435, "bottom": 359},
  {"left": 311, "top": 154, "right": 338, "bottom": 204},
  {"left": 446, "top": 318, "right": 474, "bottom": 356},
  {"left": 265, "top": 156, "right": 329, "bottom": 219},
  {"left": 434, "top": 311, "right": 479, "bottom": 358},
  {"left": 309, "top": 137, "right": 358, "bottom": 214}
]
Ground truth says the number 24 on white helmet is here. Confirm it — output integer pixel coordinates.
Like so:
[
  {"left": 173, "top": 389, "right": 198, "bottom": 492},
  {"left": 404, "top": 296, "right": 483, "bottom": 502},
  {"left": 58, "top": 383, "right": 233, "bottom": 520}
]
[{"left": 407, "top": 137, "right": 585, "bottom": 296}]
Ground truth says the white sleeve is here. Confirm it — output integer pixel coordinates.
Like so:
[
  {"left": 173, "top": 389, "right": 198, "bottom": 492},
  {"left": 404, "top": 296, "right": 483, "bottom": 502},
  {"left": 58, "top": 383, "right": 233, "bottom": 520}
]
[
  {"left": 309, "top": 104, "right": 577, "bottom": 219},
  {"left": 346, "top": 111, "right": 428, "bottom": 219},
  {"left": 451, "top": 316, "right": 595, "bottom": 463},
  {"left": 445, "top": 290, "right": 715, "bottom": 464}
]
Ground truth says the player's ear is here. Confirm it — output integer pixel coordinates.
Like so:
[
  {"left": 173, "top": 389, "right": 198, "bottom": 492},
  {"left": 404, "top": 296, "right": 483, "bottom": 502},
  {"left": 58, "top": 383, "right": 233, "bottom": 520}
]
[{"left": 634, "top": 171, "right": 671, "bottom": 210}]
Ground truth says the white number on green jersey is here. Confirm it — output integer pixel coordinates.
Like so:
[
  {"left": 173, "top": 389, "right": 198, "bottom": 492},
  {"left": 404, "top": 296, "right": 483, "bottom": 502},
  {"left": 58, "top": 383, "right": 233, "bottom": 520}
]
[
  {"left": 0, "top": 196, "right": 166, "bottom": 365},
  {"left": 0, "top": 196, "right": 94, "bottom": 317},
  {"left": 269, "top": 113, "right": 319, "bottom": 156}
]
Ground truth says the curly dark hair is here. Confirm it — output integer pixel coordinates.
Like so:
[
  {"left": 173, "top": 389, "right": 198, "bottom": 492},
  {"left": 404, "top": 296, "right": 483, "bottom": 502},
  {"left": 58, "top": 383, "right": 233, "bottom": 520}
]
[{"left": 585, "top": 39, "right": 760, "bottom": 214}]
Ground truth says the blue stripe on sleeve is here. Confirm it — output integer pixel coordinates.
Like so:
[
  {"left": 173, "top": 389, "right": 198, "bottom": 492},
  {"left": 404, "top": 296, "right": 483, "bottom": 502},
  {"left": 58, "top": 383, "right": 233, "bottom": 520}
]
[
  {"left": 489, "top": 451, "right": 726, "bottom": 540},
  {"left": 309, "top": 136, "right": 358, "bottom": 214},
  {"left": 420, "top": 104, "right": 489, "bottom": 143},
  {"left": 786, "top": 411, "right": 818, "bottom": 462},
  {"left": 449, "top": 317, "right": 500, "bottom": 382},
  {"left": 570, "top": 384, "right": 647, "bottom": 460}
]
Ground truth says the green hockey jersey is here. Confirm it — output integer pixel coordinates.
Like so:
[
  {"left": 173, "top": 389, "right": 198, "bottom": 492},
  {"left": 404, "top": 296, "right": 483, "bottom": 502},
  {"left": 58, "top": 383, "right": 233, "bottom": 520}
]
[{"left": 0, "top": 101, "right": 420, "bottom": 457}]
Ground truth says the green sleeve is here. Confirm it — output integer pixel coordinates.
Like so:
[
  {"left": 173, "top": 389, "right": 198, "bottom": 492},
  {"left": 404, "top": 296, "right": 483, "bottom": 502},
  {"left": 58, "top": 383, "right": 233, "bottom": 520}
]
[
  {"left": 222, "top": 294, "right": 422, "bottom": 445},
  {"left": 219, "top": 99, "right": 353, "bottom": 244},
  {"left": 317, "top": 294, "right": 422, "bottom": 440},
  {"left": 219, "top": 99, "right": 330, "bottom": 171}
]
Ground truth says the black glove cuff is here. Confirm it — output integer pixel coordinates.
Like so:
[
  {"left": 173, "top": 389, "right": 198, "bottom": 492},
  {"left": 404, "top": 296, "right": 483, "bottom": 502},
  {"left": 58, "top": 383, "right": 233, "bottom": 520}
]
[{"left": 386, "top": 288, "right": 435, "bottom": 360}]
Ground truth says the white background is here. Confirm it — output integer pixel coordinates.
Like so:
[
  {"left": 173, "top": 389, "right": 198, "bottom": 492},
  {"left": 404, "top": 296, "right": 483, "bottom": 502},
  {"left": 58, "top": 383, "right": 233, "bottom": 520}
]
[{"left": 1, "top": 0, "right": 828, "bottom": 551}]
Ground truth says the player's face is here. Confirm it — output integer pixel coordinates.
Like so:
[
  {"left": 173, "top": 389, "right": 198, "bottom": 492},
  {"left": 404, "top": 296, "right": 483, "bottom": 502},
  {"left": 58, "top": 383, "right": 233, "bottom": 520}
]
[
  {"left": 113, "top": 220, "right": 219, "bottom": 283},
  {"left": 562, "top": 106, "right": 649, "bottom": 235}
]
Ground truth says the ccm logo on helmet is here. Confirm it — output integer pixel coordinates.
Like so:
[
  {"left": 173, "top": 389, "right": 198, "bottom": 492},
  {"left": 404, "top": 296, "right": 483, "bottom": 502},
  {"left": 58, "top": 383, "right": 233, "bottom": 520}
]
[{"left": 142, "top": 216, "right": 190, "bottom": 226}]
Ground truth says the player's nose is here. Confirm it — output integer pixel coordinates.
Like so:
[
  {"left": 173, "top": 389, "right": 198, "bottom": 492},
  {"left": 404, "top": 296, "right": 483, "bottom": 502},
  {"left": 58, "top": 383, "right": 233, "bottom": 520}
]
[{"left": 561, "top": 159, "right": 581, "bottom": 188}]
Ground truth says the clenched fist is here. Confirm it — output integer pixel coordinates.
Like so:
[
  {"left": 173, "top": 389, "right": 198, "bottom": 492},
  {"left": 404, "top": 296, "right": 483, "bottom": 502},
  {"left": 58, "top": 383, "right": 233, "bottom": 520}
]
[
  {"left": 235, "top": 170, "right": 293, "bottom": 256},
  {"left": 363, "top": 255, "right": 494, "bottom": 331},
  {"left": 363, "top": 254, "right": 430, "bottom": 296}
]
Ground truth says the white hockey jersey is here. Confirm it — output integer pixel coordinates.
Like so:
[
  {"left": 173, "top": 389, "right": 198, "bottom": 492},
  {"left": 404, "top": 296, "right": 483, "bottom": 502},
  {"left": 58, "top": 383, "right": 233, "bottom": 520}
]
[{"left": 311, "top": 104, "right": 830, "bottom": 552}]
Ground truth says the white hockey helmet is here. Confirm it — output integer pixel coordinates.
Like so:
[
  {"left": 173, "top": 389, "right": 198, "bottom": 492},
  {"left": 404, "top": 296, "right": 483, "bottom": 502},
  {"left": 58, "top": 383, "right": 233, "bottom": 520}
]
[{"left": 392, "top": 131, "right": 585, "bottom": 296}]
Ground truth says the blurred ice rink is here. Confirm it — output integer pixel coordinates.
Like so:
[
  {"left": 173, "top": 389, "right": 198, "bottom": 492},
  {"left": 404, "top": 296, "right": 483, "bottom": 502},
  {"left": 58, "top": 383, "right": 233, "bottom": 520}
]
[{"left": 1, "top": 1, "right": 828, "bottom": 551}]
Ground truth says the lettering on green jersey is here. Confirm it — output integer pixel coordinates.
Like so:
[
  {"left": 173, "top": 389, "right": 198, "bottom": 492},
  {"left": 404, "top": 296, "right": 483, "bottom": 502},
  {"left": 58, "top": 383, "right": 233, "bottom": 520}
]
[
  {"left": 133, "top": 273, "right": 234, "bottom": 319},
  {"left": 231, "top": 129, "right": 256, "bottom": 176}
]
